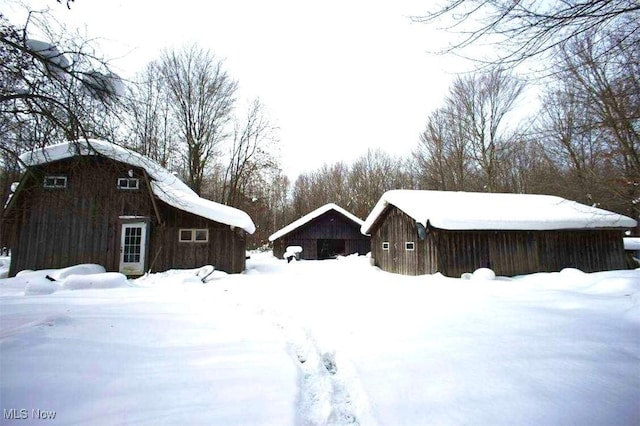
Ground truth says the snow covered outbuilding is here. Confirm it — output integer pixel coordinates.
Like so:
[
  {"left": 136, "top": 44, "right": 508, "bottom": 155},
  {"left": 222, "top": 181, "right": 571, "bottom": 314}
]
[
  {"left": 361, "top": 190, "right": 637, "bottom": 277},
  {"left": 2, "top": 140, "right": 255, "bottom": 276},
  {"left": 269, "top": 203, "right": 370, "bottom": 260}
]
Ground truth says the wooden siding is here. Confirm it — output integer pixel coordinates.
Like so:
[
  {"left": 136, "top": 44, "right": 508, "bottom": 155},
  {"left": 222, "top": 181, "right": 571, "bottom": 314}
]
[
  {"left": 433, "top": 228, "right": 627, "bottom": 277},
  {"left": 5, "top": 156, "right": 246, "bottom": 275},
  {"left": 272, "top": 210, "right": 370, "bottom": 260},
  {"left": 150, "top": 201, "right": 246, "bottom": 274},
  {"left": 370, "top": 205, "right": 629, "bottom": 277},
  {"left": 370, "top": 206, "right": 421, "bottom": 275}
]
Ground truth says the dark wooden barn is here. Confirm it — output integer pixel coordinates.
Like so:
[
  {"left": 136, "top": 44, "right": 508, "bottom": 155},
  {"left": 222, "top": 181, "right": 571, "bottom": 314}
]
[
  {"left": 2, "top": 140, "right": 255, "bottom": 276},
  {"left": 269, "top": 203, "right": 370, "bottom": 260},
  {"left": 361, "top": 190, "right": 637, "bottom": 277}
]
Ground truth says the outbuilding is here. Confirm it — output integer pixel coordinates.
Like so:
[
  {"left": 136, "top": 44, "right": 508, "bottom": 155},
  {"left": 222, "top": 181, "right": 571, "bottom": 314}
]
[
  {"left": 269, "top": 203, "right": 370, "bottom": 260},
  {"left": 361, "top": 190, "right": 636, "bottom": 277},
  {"left": 2, "top": 139, "right": 255, "bottom": 276}
]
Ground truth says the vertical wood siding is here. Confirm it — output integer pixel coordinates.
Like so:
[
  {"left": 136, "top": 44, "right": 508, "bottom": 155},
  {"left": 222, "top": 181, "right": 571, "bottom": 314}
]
[
  {"left": 370, "top": 206, "right": 420, "bottom": 275},
  {"left": 272, "top": 210, "right": 370, "bottom": 260},
  {"left": 370, "top": 205, "right": 628, "bottom": 277},
  {"left": 152, "top": 202, "right": 246, "bottom": 274}
]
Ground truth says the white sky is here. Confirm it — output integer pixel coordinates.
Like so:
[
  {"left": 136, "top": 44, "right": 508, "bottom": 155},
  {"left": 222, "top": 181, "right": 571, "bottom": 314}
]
[{"left": 6, "top": 0, "right": 467, "bottom": 179}]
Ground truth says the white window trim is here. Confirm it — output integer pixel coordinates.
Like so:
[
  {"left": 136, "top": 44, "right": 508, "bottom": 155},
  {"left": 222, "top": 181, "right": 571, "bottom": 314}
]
[
  {"left": 405, "top": 242, "right": 415, "bottom": 251},
  {"left": 382, "top": 242, "right": 390, "bottom": 251},
  {"left": 117, "top": 177, "right": 140, "bottom": 190},
  {"left": 43, "top": 175, "right": 67, "bottom": 189},
  {"left": 179, "top": 228, "right": 209, "bottom": 243}
]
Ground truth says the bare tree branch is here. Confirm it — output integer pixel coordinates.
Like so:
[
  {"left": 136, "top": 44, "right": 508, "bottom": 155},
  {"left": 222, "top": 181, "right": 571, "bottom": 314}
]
[{"left": 413, "top": 0, "right": 639, "bottom": 68}]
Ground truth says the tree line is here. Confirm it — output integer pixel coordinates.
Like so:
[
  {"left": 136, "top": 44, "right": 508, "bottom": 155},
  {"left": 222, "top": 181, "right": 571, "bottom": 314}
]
[{"left": 1, "top": 1, "right": 638, "bottom": 251}]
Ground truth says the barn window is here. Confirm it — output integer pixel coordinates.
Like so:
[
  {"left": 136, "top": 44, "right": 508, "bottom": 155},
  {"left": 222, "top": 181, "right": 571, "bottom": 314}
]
[
  {"left": 382, "top": 242, "right": 390, "bottom": 250},
  {"left": 179, "top": 229, "right": 209, "bottom": 243},
  {"left": 43, "top": 175, "right": 67, "bottom": 189},
  {"left": 405, "top": 242, "right": 415, "bottom": 251},
  {"left": 117, "top": 178, "right": 140, "bottom": 190}
]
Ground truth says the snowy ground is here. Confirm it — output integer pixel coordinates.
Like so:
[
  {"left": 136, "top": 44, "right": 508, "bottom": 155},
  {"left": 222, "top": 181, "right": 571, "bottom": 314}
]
[{"left": 1, "top": 252, "right": 639, "bottom": 425}]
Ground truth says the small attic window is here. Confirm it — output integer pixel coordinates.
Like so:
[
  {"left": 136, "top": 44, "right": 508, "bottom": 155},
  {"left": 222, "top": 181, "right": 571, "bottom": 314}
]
[
  {"left": 405, "top": 242, "right": 415, "bottom": 251},
  {"left": 43, "top": 175, "right": 67, "bottom": 189},
  {"left": 117, "top": 178, "right": 139, "bottom": 190},
  {"left": 382, "top": 242, "right": 390, "bottom": 251}
]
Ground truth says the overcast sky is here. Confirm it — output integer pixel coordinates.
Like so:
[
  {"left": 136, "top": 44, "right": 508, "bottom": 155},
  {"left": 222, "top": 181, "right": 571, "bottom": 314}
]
[{"left": 7, "top": 0, "right": 468, "bottom": 178}]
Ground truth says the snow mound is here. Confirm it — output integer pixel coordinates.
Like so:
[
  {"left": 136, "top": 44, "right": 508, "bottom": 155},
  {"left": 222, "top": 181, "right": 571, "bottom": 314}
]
[
  {"left": 133, "top": 265, "right": 226, "bottom": 287},
  {"left": 16, "top": 264, "right": 106, "bottom": 281},
  {"left": 14, "top": 264, "right": 123, "bottom": 295},
  {"left": 24, "top": 279, "right": 61, "bottom": 295},
  {"left": 63, "top": 272, "right": 128, "bottom": 290},
  {"left": 336, "top": 253, "right": 362, "bottom": 262},
  {"left": 583, "top": 275, "right": 640, "bottom": 296},
  {"left": 284, "top": 246, "right": 302, "bottom": 261},
  {"left": 471, "top": 268, "right": 496, "bottom": 281}
]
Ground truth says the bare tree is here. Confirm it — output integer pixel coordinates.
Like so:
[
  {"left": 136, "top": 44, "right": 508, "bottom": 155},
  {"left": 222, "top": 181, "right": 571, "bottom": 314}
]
[
  {"left": 414, "top": 106, "right": 474, "bottom": 191},
  {"left": 158, "top": 45, "right": 237, "bottom": 194},
  {"left": 348, "top": 148, "right": 410, "bottom": 218},
  {"left": 291, "top": 173, "right": 314, "bottom": 219},
  {"left": 415, "top": 67, "right": 525, "bottom": 192},
  {"left": 536, "top": 28, "right": 639, "bottom": 221},
  {"left": 288, "top": 148, "right": 411, "bottom": 221},
  {"left": 461, "top": 68, "right": 525, "bottom": 191},
  {"left": 222, "top": 98, "right": 278, "bottom": 208},
  {"left": 1, "top": 11, "right": 123, "bottom": 150},
  {"left": 413, "top": 0, "right": 639, "bottom": 68},
  {"left": 123, "top": 62, "right": 179, "bottom": 169}
]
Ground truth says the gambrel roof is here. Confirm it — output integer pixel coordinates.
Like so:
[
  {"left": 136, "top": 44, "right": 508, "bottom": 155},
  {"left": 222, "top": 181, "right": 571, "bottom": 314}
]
[
  {"left": 18, "top": 139, "right": 256, "bottom": 233},
  {"left": 269, "top": 203, "right": 364, "bottom": 241},
  {"left": 361, "top": 190, "right": 636, "bottom": 235}
]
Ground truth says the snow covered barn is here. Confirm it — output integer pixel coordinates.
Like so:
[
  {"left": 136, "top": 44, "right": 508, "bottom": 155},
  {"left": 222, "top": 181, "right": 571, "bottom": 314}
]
[
  {"left": 2, "top": 140, "right": 255, "bottom": 276},
  {"left": 269, "top": 203, "right": 370, "bottom": 260},
  {"left": 361, "top": 190, "right": 637, "bottom": 277}
]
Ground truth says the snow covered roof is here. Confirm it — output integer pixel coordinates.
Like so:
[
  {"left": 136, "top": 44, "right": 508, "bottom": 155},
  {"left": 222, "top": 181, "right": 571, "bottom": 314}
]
[
  {"left": 624, "top": 237, "right": 640, "bottom": 251},
  {"left": 18, "top": 139, "right": 256, "bottom": 234},
  {"left": 361, "top": 190, "right": 637, "bottom": 234},
  {"left": 269, "top": 203, "right": 364, "bottom": 241}
]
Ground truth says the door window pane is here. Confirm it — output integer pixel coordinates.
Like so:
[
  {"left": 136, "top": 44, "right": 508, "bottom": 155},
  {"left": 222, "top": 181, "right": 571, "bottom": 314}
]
[{"left": 124, "top": 227, "right": 142, "bottom": 263}]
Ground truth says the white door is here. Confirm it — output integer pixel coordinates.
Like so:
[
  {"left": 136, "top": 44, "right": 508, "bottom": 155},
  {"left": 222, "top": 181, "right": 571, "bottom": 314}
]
[{"left": 119, "top": 222, "right": 147, "bottom": 275}]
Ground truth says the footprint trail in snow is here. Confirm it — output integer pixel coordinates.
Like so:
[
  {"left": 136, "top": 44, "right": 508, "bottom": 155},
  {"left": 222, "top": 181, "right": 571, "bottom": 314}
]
[{"left": 250, "top": 305, "right": 377, "bottom": 426}]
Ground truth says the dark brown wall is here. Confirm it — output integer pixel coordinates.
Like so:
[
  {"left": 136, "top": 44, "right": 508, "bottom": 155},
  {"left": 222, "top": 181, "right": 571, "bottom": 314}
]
[
  {"left": 5, "top": 156, "right": 246, "bottom": 275},
  {"left": 370, "top": 205, "right": 629, "bottom": 277},
  {"left": 151, "top": 201, "right": 246, "bottom": 274},
  {"left": 272, "top": 209, "right": 370, "bottom": 260}
]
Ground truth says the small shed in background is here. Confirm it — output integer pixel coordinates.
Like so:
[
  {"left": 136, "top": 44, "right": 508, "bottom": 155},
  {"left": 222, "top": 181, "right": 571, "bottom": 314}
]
[
  {"left": 361, "top": 190, "right": 637, "bottom": 277},
  {"left": 269, "top": 203, "right": 370, "bottom": 260}
]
